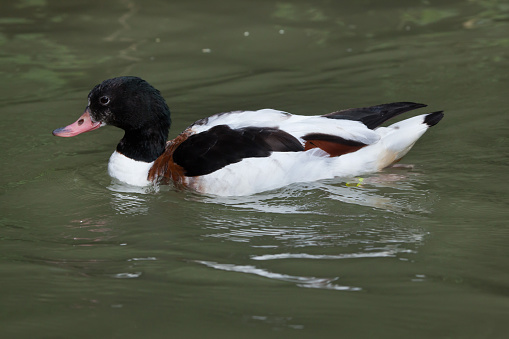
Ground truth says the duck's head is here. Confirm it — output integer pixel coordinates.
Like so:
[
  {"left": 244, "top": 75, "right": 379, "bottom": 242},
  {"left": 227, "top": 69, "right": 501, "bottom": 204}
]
[{"left": 53, "top": 76, "right": 171, "bottom": 162}]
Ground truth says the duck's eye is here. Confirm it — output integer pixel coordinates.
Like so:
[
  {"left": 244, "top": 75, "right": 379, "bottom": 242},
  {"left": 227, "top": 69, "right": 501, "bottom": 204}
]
[{"left": 99, "top": 96, "right": 110, "bottom": 105}]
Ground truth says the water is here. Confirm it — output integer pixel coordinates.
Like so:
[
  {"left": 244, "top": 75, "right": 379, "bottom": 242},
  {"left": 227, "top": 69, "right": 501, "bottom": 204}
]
[{"left": 1, "top": 0, "right": 509, "bottom": 338}]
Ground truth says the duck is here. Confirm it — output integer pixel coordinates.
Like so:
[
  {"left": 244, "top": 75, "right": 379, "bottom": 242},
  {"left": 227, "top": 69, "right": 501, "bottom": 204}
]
[{"left": 52, "top": 76, "right": 444, "bottom": 196}]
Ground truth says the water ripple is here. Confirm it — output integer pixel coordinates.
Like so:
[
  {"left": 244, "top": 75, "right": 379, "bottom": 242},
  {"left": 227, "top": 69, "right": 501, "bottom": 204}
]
[
  {"left": 250, "top": 251, "right": 402, "bottom": 261},
  {"left": 113, "top": 272, "right": 142, "bottom": 279},
  {"left": 197, "top": 260, "right": 361, "bottom": 291}
]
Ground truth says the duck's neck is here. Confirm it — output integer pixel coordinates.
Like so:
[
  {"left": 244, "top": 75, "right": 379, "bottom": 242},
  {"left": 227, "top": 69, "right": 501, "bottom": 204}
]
[
  {"left": 108, "top": 151, "right": 154, "bottom": 186},
  {"left": 116, "top": 127, "right": 168, "bottom": 163}
]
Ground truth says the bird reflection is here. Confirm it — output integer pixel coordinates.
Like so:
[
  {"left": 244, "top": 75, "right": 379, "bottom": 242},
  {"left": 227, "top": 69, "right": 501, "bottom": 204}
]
[
  {"left": 190, "top": 169, "right": 434, "bottom": 291},
  {"left": 198, "top": 168, "right": 431, "bottom": 214},
  {"left": 104, "top": 169, "right": 435, "bottom": 291},
  {"left": 107, "top": 181, "right": 156, "bottom": 215},
  {"left": 197, "top": 260, "right": 361, "bottom": 291}
]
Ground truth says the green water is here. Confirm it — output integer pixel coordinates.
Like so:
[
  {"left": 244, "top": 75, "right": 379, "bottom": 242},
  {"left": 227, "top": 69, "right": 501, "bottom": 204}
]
[{"left": 1, "top": 0, "right": 509, "bottom": 338}]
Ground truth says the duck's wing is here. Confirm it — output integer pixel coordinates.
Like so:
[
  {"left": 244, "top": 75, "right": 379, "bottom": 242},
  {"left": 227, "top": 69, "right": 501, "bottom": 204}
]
[{"left": 172, "top": 125, "right": 304, "bottom": 176}]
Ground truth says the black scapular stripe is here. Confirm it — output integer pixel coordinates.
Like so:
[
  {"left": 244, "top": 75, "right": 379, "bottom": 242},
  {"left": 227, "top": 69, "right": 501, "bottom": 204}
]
[
  {"left": 323, "top": 102, "right": 427, "bottom": 129},
  {"left": 172, "top": 125, "right": 304, "bottom": 176}
]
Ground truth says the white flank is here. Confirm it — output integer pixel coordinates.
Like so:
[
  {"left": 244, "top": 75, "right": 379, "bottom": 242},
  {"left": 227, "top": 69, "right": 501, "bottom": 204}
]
[{"left": 108, "top": 151, "right": 153, "bottom": 187}]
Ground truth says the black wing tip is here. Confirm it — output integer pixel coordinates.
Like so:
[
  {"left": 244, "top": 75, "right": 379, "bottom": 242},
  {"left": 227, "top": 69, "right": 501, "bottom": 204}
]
[
  {"left": 424, "top": 111, "right": 444, "bottom": 127},
  {"left": 323, "top": 102, "right": 429, "bottom": 129},
  {"left": 388, "top": 102, "right": 427, "bottom": 109}
]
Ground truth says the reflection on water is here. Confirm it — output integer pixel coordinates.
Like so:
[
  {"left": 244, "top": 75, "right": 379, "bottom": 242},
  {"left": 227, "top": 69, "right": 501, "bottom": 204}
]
[
  {"left": 197, "top": 260, "right": 361, "bottom": 291},
  {"left": 198, "top": 167, "right": 435, "bottom": 214},
  {"left": 62, "top": 218, "right": 117, "bottom": 246},
  {"left": 113, "top": 272, "right": 142, "bottom": 279},
  {"left": 105, "top": 165, "right": 435, "bottom": 216},
  {"left": 110, "top": 192, "right": 150, "bottom": 215},
  {"left": 67, "top": 166, "right": 435, "bottom": 291},
  {"left": 251, "top": 251, "right": 408, "bottom": 260},
  {"left": 196, "top": 215, "right": 425, "bottom": 291},
  {"left": 107, "top": 181, "right": 158, "bottom": 215},
  {"left": 1, "top": 0, "right": 508, "bottom": 335},
  {"left": 100, "top": 168, "right": 432, "bottom": 291},
  {"left": 184, "top": 169, "right": 431, "bottom": 291},
  {"left": 244, "top": 314, "right": 304, "bottom": 331}
]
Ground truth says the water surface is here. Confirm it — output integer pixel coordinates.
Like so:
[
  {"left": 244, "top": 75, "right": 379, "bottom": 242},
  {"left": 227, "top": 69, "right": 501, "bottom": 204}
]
[{"left": 1, "top": 0, "right": 509, "bottom": 338}]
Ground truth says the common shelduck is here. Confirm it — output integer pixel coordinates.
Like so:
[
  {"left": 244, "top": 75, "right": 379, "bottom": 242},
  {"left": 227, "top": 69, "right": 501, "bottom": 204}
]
[{"left": 52, "top": 76, "right": 443, "bottom": 196}]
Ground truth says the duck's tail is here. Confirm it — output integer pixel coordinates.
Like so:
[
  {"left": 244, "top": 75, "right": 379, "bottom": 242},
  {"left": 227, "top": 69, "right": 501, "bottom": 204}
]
[
  {"left": 326, "top": 110, "right": 443, "bottom": 177},
  {"left": 374, "top": 111, "right": 444, "bottom": 169},
  {"left": 423, "top": 111, "right": 445, "bottom": 127}
]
